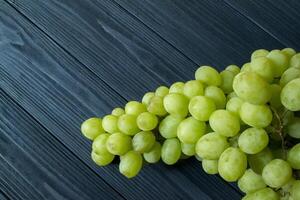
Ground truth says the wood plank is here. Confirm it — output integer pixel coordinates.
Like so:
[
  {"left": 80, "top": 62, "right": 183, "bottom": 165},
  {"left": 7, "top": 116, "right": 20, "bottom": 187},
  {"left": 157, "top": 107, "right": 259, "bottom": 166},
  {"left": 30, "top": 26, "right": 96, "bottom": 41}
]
[
  {"left": 0, "top": 191, "right": 10, "bottom": 200},
  {"left": 0, "top": 89, "right": 123, "bottom": 200},
  {"left": 0, "top": 3, "right": 241, "bottom": 199},
  {"left": 224, "top": 0, "right": 300, "bottom": 49}
]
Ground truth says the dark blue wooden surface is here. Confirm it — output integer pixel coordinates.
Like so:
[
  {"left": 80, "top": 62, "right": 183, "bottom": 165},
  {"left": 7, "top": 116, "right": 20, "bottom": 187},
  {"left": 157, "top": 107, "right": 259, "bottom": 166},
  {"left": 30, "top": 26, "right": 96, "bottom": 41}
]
[{"left": 1, "top": 0, "right": 300, "bottom": 199}]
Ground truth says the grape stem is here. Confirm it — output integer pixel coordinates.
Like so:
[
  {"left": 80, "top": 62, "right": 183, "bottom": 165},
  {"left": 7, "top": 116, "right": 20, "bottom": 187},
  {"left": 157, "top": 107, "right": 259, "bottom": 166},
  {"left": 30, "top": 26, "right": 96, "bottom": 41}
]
[{"left": 270, "top": 107, "right": 286, "bottom": 158}]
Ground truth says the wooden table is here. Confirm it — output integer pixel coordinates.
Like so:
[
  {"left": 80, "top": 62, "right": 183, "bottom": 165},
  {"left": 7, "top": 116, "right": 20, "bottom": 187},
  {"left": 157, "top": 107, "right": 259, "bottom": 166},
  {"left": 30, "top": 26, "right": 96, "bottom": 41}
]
[{"left": 1, "top": 0, "right": 299, "bottom": 199}]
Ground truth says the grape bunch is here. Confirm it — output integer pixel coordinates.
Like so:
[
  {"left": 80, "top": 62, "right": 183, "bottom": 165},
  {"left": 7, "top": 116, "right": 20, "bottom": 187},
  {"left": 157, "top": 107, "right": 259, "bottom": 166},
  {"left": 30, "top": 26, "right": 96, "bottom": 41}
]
[{"left": 81, "top": 48, "right": 300, "bottom": 200}]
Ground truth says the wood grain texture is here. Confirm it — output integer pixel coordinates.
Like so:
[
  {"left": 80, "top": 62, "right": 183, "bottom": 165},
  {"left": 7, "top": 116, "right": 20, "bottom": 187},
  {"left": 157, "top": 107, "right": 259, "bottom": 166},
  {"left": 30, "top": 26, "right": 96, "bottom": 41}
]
[
  {"left": 0, "top": 191, "right": 10, "bottom": 200},
  {"left": 0, "top": 2, "right": 241, "bottom": 200},
  {"left": 225, "top": 0, "right": 300, "bottom": 49},
  {"left": 0, "top": 89, "right": 123, "bottom": 200}
]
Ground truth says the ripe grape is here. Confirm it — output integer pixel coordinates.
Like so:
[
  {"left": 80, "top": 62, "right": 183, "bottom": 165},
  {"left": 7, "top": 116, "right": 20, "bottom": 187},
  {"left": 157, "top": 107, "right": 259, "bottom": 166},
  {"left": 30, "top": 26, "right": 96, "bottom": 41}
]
[
  {"left": 281, "top": 48, "right": 296, "bottom": 58},
  {"left": 106, "top": 132, "right": 132, "bottom": 155},
  {"left": 102, "top": 114, "right": 119, "bottom": 133},
  {"left": 251, "top": 49, "right": 269, "bottom": 60},
  {"left": 290, "top": 53, "right": 300, "bottom": 69},
  {"left": 132, "top": 131, "right": 156, "bottom": 153},
  {"left": 195, "top": 66, "right": 221, "bottom": 86},
  {"left": 111, "top": 107, "right": 125, "bottom": 116},
  {"left": 177, "top": 117, "right": 206, "bottom": 144},
  {"left": 226, "top": 91, "right": 238, "bottom": 101},
  {"left": 118, "top": 114, "right": 140, "bottom": 136},
  {"left": 119, "top": 151, "right": 143, "bottom": 178},
  {"left": 159, "top": 115, "right": 183, "bottom": 138},
  {"left": 204, "top": 86, "right": 226, "bottom": 109},
  {"left": 137, "top": 112, "right": 158, "bottom": 131},
  {"left": 142, "top": 92, "right": 155, "bottom": 106},
  {"left": 267, "top": 50, "right": 289, "bottom": 77},
  {"left": 169, "top": 82, "right": 185, "bottom": 94},
  {"left": 183, "top": 80, "right": 204, "bottom": 99},
  {"left": 143, "top": 142, "right": 161, "bottom": 163},
  {"left": 248, "top": 148, "right": 273, "bottom": 174},
  {"left": 226, "top": 97, "right": 243, "bottom": 116},
  {"left": 242, "top": 188, "right": 279, "bottom": 200},
  {"left": 147, "top": 96, "right": 167, "bottom": 116},
  {"left": 155, "top": 86, "right": 169, "bottom": 97},
  {"left": 202, "top": 159, "right": 218, "bottom": 175},
  {"left": 287, "top": 143, "right": 300, "bottom": 169},
  {"left": 220, "top": 70, "right": 234, "bottom": 94},
  {"left": 181, "top": 143, "right": 196, "bottom": 156},
  {"left": 291, "top": 180, "right": 300, "bottom": 200},
  {"left": 279, "top": 67, "right": 300, "bottom": 86},
  {"left": 125, "top": 101, "right": 147, "bottom": 115},
  {"left": 161, "top": 138, "right": 181, "bottom": 165},
  {"left": 81, "top": 118, "right": 105, "bottom": 140},
  {"left": 238, "top": 128, "right": 269, "bottom": 154},
  {"left": 287, "top": 117, "right": 300, "bottom": 138},
  {"left": 225, "top": 65, "right": 240, "bottom": 76},
  {"left": 281, "top": 78, "right": 300, "bottom": 111},
  {"left": 92, "top": 133, "right": 110, "bottom": 154},
  {"left": 238, "top": 169, "right": 266, "bottom": 194},
  {"left": 163, "top": 93, "right": 189, "bottom": 117},
  {"left": 189, "top": 96, "right": 216, "bottom": 121},
  {"left": 250, "top": 57, "right": 274, "bottom": 82},
  {"left": 91, "top": 151, "right": 115, "bottom": 166},
  {"left": 241, "top": 63, "right": 251, "bottom": 72}
]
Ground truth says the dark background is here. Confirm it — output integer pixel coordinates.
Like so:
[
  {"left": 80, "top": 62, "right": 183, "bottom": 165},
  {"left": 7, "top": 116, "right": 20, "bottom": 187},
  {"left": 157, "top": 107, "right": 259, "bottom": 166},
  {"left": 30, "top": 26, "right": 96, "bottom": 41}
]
[{"left": 1, "top": 0, "right": 300, "bottom": 200}]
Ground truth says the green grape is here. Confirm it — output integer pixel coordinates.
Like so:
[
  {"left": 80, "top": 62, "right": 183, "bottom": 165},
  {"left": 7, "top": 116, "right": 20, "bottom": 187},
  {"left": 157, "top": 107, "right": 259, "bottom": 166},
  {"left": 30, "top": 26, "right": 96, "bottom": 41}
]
[
  {"left": 189, "top": 96, "right": 216, "bottom": 121},
  {"left": 238, "top": 169, "right": 266, "bottom": 194},
  {"left": 183, "top": 80, "right": 204, "bottom": 99},
  {"left": 119, "top": 151, "right": 143, "bottom": 178},
  {"left": 238, "top": 128, "right": 269, "bottom": 154},
  {"left": 132, "top": 131, "right": 156, "bottom": 153},
  {"left": 195, "top": 155, "right": 203, "bottom": 161},
  {"left": 281, "top": 178, "right": 295, "bottom": 197},
  {"left": 125, "top": 101, "right": 147, "bottom": 116},
  {"left": 195, "top": 132, "right": 229, "bottom": 160},
  {"left": 155, "top": 86, "right": 169, "bottom": 97},
  {"left": 225, "top": 65, "right": 240, "bottom": 76},
  {"left": 233, "top": 71, "right": 272, "bottom": 105},
  {"left": 226, "top": 91, "right": 238, "bottom": 101},
  {"left": 118, "top": 114, "right": 140, "bottom": 136},
  {"left": 272, "top": 148, "right": 286, "bottom": 160},
  {"left": 143, "top": 142, "right": 161, "bottom": 163},
  {"left": 137, "top": 112, "right": 158, "bottom": 131},
  {"left": 242, "top": 188, "right": 279, "bottom": 200},
  {"left": 169, "top": 82, "right": 185, "bottom": 94},
  {"left": 287, "top": 143, "right": 300, "bottom": 169},
  {"left": 209, "top": 110, "right": 240, "bottom": 137},
  {"left": 287, "top": 117, "right": 300, "bottom": 138},
  {"left": 102, "top": 114, "right": 119, "bottom": 133},
  {"left": 279, "top": 67, "right": 300, "bottom": 86},
  {"left": 248, "top": 148, "right": 273, "bottom": 174},
  {"left": 281, "top": 48, "right": 296, "bottom": 59},
  {"left": 290, "top": 53, "right": 300, "bottom": 69},
  {"left": 177, "top": 117, "right": 206, "bottom": 143},
  {"left": 81, "top": 117, "right": 105, "bottom": 140},
  {"left": 195, "top": 65, "right": 221, "bottom": 86},
  {"left": 267, "top": 50, "right": 289, "bottom": 77},
  {"left": 91, "top": 151, "right": 114, "bottom": 166},
  {"left": 111, "top": 107, "right": 125, "bottom": 117},
  {"left": 279, "top": 108, "right": 294, "bottom": 126},
  {"left": 163, "top": 93, "right": 189, "bottom": 117},
  {"left": 218, "top": 147, "right": 247, "bottom": 182},
  {"left": 147, "top": 96, "right": 167, "bottom": 116},
  {"left": 202, "top": 159, "right": 218, "bottom": 175},
  {"left": 204, "top": 86, "right": 226, "bottom": 109},
  {"left": 226, "top": 97, "right": 244, "bottom": 116},
  {"left": 251, "top": 49, "right": 269, "bottom": 60},
  {"left": 142, "top": 92, "right": 155, "bottom": 106},
  {"left": 106, "top": 132, "right": 132, "bottom": 155},
  {"left": 262, "top": 159, "right": 292, "bottom": 188},
  {"left": 239, "top": 102, "right": 272, "bottom": 128},
  {"left": 291, "top": 180, "right": 300, "bottom": 200},
  {"left": 161, "top": 138, "right": 181, "bottom": 165},
  {"left": 181, "top": 143, "right": 196, "bottom": 156},
  {"left": 281, "top": 78, "right": 300, "bottom": 111},
  {"left": 220, "top": 70, "right": 234, "bottom": 94},
  {"left": 250, "top": 57, "right": 274, "bottom": 82},
  {"left": 159, "top": 115, "right": 183, "bottom": 139},
  {"left": 269, "top": 84, "right": 282, "bottom": 108},
  {"left": 92, "top": 133, "right": 110, "bottom": 154},
  {"left": 241, "top": 63, "right": 251, "bottom": 72}
]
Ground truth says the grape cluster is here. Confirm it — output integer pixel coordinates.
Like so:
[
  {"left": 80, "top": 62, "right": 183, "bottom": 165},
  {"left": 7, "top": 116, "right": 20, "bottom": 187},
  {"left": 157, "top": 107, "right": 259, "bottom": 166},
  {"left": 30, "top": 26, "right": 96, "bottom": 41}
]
[{"left": 81, "top": 48, "right": 300, "bottom": 200}]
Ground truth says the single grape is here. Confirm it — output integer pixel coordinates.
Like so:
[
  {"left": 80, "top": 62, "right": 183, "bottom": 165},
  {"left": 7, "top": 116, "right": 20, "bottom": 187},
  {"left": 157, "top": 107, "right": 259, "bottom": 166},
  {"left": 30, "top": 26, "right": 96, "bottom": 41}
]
[
  {"left": 250, "top": 57, "right": 274, "bottom": 83},
  {"left": 111, "top": 107, "right": 125, "bottom": 117},
  {"left": 204, "top": 86, "right": 226, "bottom": 109},
  {"left": 248, "top": 148, "right": 273, "bottom": 174},
  {"left": 159, "top": 115, "right": 183, "bottom": 138},
  {"left": 267, "top": 50, "right": 289, "bottom": 77},
  {"left": 92, "top": 133, "right": 110, "bottom": 154},
  {"left": 119, "top": 151, "right": 143, "bottom": 178},
  {"left": 226, "top": 97, "right": 244, "bottom": 116},
  {"left": 195, "top": 132, "right": 229, "bottom": 160},
  {"left": 161, "top": 138, "right": 181, "bottom": 165},
  {"left": 269, "top": 84, "right": 282, "bottom": 109},
  {"left": 218, "top": 147, "right": 247, "bottom": 182},
  {"left": 147, "top": 96, "right": 167, "bottom": 116},
  {"left": 238, "top": 169, "right": 266, "bottom": 194},
  {"left": 241, "top": 63, "right": 251, "bottom": 72},
  {"left": 183, "top": 80, "right": 204, "bottom": 99},
  {"left": 287, "top": 117, "right": 300, "bottom": 138},
  {"left": 280, "top": 68, "right": 300, "bottom": 87},
  {"left": 132, "top": 131, "right": 156, "bottom": 153},
  {"left": 169, "top": 82, "right": 185, "bottom": 94},
  {"left": 106, "top": 132, "right": 132, "bottom": 155},
  {"left": 262, "top": 159, "right": 292, "bottom": 188},
  {"left": 239, "top": 102, "right": 272, "bottom": 128},
  {"left": 118, "top": 114, "right": 140, "bottom": 136},
  {"left": 220, "top": 70, "right": 235, "bottom": 94},
  {"left": 125, "top": 101, "right": 147, "bottom": 116},
  {"left": 155, "top": 86, "right": 169, "bottom": 97},
  {"left": 142, "top": 92, "right": 155, "bottom": 106},
  {"left": 251, "top": 49, "right": 269, "bottom": 60},
  {"left": 291, "top": 180, "right": 300, "bottom": 200},
  {"left": 102, "top": 114, "right": 119, "bottom": 133},
  {"left": 238, "top": 128, "right": 269, "bottom": 154},
  {"left": 143, "top": 142, "right": 161, "bottom": 163},
  {"left": 81, "top": 117, "right": 105, "bottom": 140},
  {"left": 195, "top": 66, "right": 221, "bottom": 86},
  {"left": 281, "top": 78, "right": 300, "bottom": 111},
  {"left": 181, "top": 143, "right": 196, "bottom": 156},
  {"left": 209, "top": 110, "right": 240, "bottom": 137},
  {"left": 177, "top": 117, "right": 206, "bottom": 143},
  {"left": 137, "top": 112, "right": 158, "bottom": 131},
  {"left": 91, "top": 151, "right": 114, "bottom": 166},
  {"left": 233, "top": 71, "right": 272, "bottom": 105},
  {"left": 163, "top": 93, "right": 189, "bottom": 117},
  {"left": 281, "top": 48, "right": 296, "bottom": 59},
  {"left": 189, "top": 96, "right": 216, "bottom": 121},
  {"left": 287, "top": 143, "right": 300, "bottom": 169},
  {"left": 290, "top": 53, "right": 300, "bottom": 69},
  {"left": 242, "top": 188, "right": 279, "bottom": 200},
  {"left": 202, "top": 159, "right": 218, "bottom": 175},
  {"left": 225, "top": 65, "right": 240, "bottom": 76}
]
